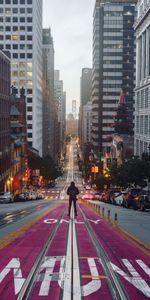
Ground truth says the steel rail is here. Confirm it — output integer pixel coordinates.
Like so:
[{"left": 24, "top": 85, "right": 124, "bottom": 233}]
[{"left": 78, "top": 204, "right": 130, "bottom": 300}]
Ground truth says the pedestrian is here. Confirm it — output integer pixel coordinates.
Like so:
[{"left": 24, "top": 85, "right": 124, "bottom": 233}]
[{"left": 67, "top": 181, "right": 79, "bottom": 217}]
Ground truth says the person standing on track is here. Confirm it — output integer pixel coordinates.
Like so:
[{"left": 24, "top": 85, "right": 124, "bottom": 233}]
[{"left": 67, "top": 181, "right": 79, "bottom": 217}]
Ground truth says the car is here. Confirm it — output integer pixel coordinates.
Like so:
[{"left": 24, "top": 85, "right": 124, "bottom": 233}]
[
  {"left": 112, "top": 191, "right": 126, "bottom": 206},
  {"left": 0, "top": 192, "right": 14, "bottom": 203},
  {"left": 14, "top": 192, "right": 30, "bottom": 202},
  {"left": 122, "top": 188, "right": 141, "bottom": 209},
  {"left": 134, "top": 190, "right": 150, "bottom": 211},
  {"left": 93, "top": 192, "right": 103, "bottom": 201}
]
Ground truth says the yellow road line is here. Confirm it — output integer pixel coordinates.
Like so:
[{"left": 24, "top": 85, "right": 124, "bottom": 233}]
[
  {"left": 114, "top": 224, "right": 150, "bottom": 256},
  {"left": 82, "top": 275, "right": 108, "bottom": 279}
]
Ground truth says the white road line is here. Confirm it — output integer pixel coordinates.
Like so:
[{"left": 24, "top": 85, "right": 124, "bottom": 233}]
[
  {"left": 73, "top": 217, "right": 82, "bottom": 299},
  {"left": 62, "top": 212, "right": 72, "bottom": 299}
]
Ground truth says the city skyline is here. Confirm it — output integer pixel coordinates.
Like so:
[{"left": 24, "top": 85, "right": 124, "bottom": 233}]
[{"left": 43, "top": 0, "right": 95, "bottom": 115}]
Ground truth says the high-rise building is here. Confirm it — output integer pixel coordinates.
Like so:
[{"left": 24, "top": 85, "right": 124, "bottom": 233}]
[
  {"left": 134, "top": 0, "right": 150, "bottom": 157},
  {"left": 42, "top": 28, "right": 55, "bottom": 158},
  {"left": 80, "top": 68, "right": 92, "bottom": 106},
  {"left": 54, "top": 70, "right": 66, "bottom": 156},
  {"left": 79, "top": 68, "right": 92, "bottom": 149},
  {"left": 0, "top": 50, "right": 11, "bottom": 191},
  {"left": 0, "top": 0, "right": 43, "bottom": 156},
  {"left": 92, "top": 0, "right": 136, "bottom": 156}
]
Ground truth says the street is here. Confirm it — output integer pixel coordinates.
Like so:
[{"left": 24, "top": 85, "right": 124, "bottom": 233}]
[{"left": 0, "top": 141, "right": 150, "bottom": 299}]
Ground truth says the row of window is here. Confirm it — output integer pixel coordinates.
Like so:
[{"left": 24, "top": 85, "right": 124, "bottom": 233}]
[
  {"left": 4, "top": 44, "right": 32, "bottom": 50},
  {"left": 136, "top": 115, "right": 150, "bottom": 135},
  {"left": 0, "top": 7, "right": 32, "bottom": 13},
  {"left": 0, "top": 26, "right": 32, "bottom": 32},
  {"left": 12, "top": 53, "right": 32, "bottom": 59},
  {"left": 135, "top": 139, "right": 150, "bottom": 157},
  {"left": 0, "top": 16, "right": 32, "bottom": 22},
  {"left": 0, "top": 35, "right": 32, "bottom": 42},
  {"left": 0, "top": 0, "right": 32, "bottom": 4},
  {"left": 136, "top": 88, "right": 149, "bottom": 110}
]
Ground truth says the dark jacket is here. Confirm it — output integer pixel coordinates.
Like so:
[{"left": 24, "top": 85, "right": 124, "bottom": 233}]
[{"left": 67, "top": 186, "right": 79, "bottom": 201}]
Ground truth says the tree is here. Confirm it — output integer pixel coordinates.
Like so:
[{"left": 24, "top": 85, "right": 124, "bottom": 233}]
[
  {"left": 113, "top": 92, "right": 133, "bottom": 135},
  {"left": 110, "top": 157, "right": 150, "bottom": 188}
]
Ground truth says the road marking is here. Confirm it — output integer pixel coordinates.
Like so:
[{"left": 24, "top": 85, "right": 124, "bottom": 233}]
[{"left": 73, "top": 211, "right": 82, "bottom": 300}]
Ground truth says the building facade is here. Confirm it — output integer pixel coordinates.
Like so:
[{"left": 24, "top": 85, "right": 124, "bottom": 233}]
[
  {"left": 134, "top": 0, "right": 150, "bottom": 157},
  {"left": 54, "top": 70, "right": 66, "bottom": 157},
  {"left": 0, "top": 0, "right": 43, "bottom": 156},
  {"left": 92, "top": 0, "right": 136, "bottom": 156},
  {"left": 42, "top": 28, "right": 55, "bottom": 158},
  {"left": 79, "top": 68, "right": 92, "bottom": 149},
  {"left": 0, "top": 50, "right": 11, "bottom": 191}
]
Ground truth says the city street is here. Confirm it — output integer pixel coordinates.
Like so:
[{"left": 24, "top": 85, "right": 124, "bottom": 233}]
[{"left": 0, "top": 141, "right": 150, "bottom": 299}]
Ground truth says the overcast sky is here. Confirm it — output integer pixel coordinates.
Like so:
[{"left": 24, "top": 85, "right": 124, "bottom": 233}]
[{"left": 43, "top": 0, "right": 95, "bottom": 115}]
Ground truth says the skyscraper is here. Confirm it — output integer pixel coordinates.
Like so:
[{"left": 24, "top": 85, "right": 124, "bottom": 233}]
[
  {"left": 42, "top": 28, "right": 55, "bottom": 158},
  {"left": 0, "top": 0, "right": 43, "bottom": 156},
  {"left": 134, "top": 0, "right": 150, "bottom": 157},
  {"left": 92, "top": 0, "right": 136, "bottom": 155},
  {"left": 79, "top": 68, "right": 92, "bottom": 150}
]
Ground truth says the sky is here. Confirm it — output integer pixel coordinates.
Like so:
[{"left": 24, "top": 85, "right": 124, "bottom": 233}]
[{"left": 43, "top": 0, "right": 95, "bottom": 115}]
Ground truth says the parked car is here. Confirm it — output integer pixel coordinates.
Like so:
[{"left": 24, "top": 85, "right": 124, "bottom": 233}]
[
  {"left": 0, "top": 192, "right": 14, "bottom": 203},
  {"left": 14, "top": 192, "right": 29, "bottom": 202},
  {"left": 134, "top": 190, "right": 150, "bottom": 211},
  {"left": 122, "top": 188, "right": 141, "bottom": 209},
  {"left": 112, "top": 191, "right": 126, "bottom": 206},
  {"left": 93, "top": 192, "right": 103, "bottom": 201}
]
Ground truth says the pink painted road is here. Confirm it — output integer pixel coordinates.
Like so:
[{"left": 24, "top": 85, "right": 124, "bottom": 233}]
[{"left": 0, "top": 201, "right": 150, "bottom": 299}]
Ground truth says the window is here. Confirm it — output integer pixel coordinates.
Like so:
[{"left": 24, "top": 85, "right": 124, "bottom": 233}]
[
  {"left": 27, "top": 44, "right": 32, "bottom": 49},
  {"left": 0, "top": 0, "right": 3, "bottom": 4},
  {"left": 27, "top": 107, "right": 32, "bottom": 112},
  {"left": 6, "top": 35, "right": 11, "bottom": 40},
  {"left": 20, "top": 53, "right": 25, "bottom": 59},
  {"left": 13, "top": 26, "right": 18, "bottom": 31},
  {"left": 20, "top": 35, "right": 25, "bottom": 40},
  {"left": 12, "top": 35, "right": 19, "bottom": 41},
  {"left": 0, "top": 8, "right": 3, "bottom": 13},
  {"left": 6, "top": 44, "right": 11, "bottom": 49},
  {"left": 6, "top": 0, "right": 11, "bottom": 3},
  {"left": 145, "top": 88, "right": 148, "bottom": 108},
  {"left": 12, "top": 71, "right": 18, "bottom": 77},
  {"left": 13, "top": 17, "right": 18, "bottom": 22},
  {"left": 20, "top": 8, "right": 25, "bottom": 13},
  {"left": 0, "top": 35, "right": 3, "bottom": 40},
  {"left": 27, "top": 35, "right": 32, "bottom": 41},
  {"left": 6, "top": 26, "right": 11, "bottom": 31},
  {"left": 20, "top": 26, "right": 25, "bottom": 31},
  {"left": 27, "top": 26, "right": 32, "bottom": 32},
  {"left": 20, "top": 0, "right": 25, "bottom": 4},
  {"left": 20, "top": 71, "right": 25, "bottom": 77},
  {"left": 28, "top": 133, "right": 32, "bottom": 138},
  {"left": 20, "top": 44, "right": 25, "bottom": 49},
  {"left": 5, "top": 17, "right": 11, "bottom": 22},
  {"left": 27, "top": 88, "right": 32, "bottom": 94},
  {"left": 13, "top": 44, "right": 18, "bottom": 49},
  {"left": 13, "top": 0, "right": 18, "bottom": 4},
  {"left": 27, "top": 124, "right": 32, "bottom": 129},
  {"left": 27, "top": 0, "right": 32, "bottom": 4},
  {"left": 0, "top": 18, "right": 3, "bottom": 22},
  {"left": 13, "top": 53, "right": 18, "bottom": 58},
  {"left": 145, "top": 115, "right": 148, "bottom": 135},
  {"left": 13, "top": 8, "right": 18, "bottom": 13},
  {"left": 27, "top": 8, "right": 32, "bottom": 13},
  {"left": 27, "top": 53, "right": 32, "bottom": 59},
  {"left": 27, "top": 97, "right": 32, "bottom": 103},
  {"left": 27, "top": 17, "right": 32, "bottom": 23},
  {"left": 20, "top": 17, "right": 25, "bottom": 22},
  {"left": 27, "top": 116, "right": 32, "bottom": 120}
]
